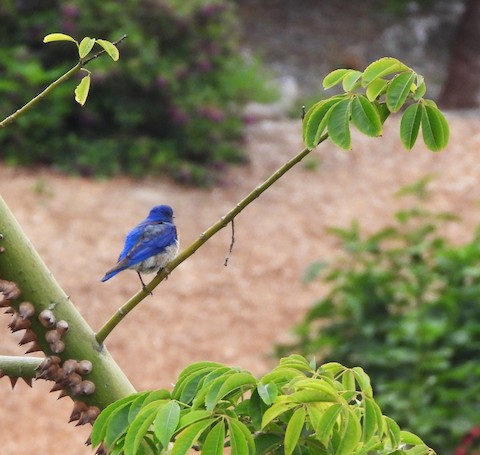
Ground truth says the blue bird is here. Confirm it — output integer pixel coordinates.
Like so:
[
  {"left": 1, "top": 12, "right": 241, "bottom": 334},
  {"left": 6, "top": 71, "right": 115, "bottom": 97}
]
[{"left": 101, "top": 205, "right": 179, "bottom": 287}]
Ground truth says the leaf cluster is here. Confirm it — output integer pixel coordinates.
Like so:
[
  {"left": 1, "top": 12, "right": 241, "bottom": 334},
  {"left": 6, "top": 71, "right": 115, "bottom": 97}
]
[
  {"left": 302, "top": 57, "right": 449, "bottom": 152},
  {"left": 278, "top": 183, "right": 480, "bottom": 451},
  {"left": 43, "top": 33, "right": 119, "bottom": 105},
  {"left": 91, "top": 355, "right": 434, "bottom": 454}
]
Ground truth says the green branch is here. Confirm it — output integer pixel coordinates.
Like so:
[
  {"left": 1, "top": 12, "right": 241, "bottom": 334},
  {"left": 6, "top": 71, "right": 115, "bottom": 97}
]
[
  {"left": 0, "top": 355, "right": 42, "bottom": 379},
  {"left": 95, "top": 134, "right": 328, "bottom": 344},
  {"left": 0, "top": 63, "right": 81, "bottom": 128},
  {"left": 0, "top": 196, "right": 136, "bottom": 408}
]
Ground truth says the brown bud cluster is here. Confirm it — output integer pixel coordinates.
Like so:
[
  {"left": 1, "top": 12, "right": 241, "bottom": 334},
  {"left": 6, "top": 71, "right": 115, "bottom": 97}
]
[
  {"left": 0, "top": 279, "right": 21, "bottom": 301},
  {"left": 39, "top": 313, "right": 69, "bottom": 354},
  {"left": 69, "top": 401, "right": 100, "bottom": 426}
]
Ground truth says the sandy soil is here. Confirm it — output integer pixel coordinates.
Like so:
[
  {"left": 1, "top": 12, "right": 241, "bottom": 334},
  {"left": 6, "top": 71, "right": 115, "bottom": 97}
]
[{"left": 2, "top": 114, "right": 480, "bottom": 453}]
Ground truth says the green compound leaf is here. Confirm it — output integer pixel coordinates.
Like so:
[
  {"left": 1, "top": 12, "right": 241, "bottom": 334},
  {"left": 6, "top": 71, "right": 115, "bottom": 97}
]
[
  {"left": 327, "top": 98, "right": 352, "bottom": 150},
  {"left": 351, "top": 95, "right": 382, "bottom": 137},
  {"left": 153, "top": 401, "right": 181, "bottom": 449},
  {"left": 43, "top": 33, "right": 77, "bottom": 44},
  {"left": 323, "top": 68, "right": 351, "bottom": 89},
  {"left": 78, "top": 37, "right": 96, "bottom": 58},
  {"left": 303, "top": 96, "right": 344, "bottom": 149},
  {"left": 342, "top": 70, "right": 363, "bottom": 92},
  {"left": 96, "top": 39, "right": 120, "bottom": 61},
  {"left": 284, "top": 406, "right": 306, "bottom": 455},
  {"left": 366, "top": 78, "right": 388, "bottom": 101},
  {"left": 362, "top": 57, "right": 411, "bottom": 85},
  {"left": 421, "top": 103, "right": 450, "bottom": 151},
  {"left": 74, "top": 74, "right": 91, "bottom": 106},
  {"left": 386, "top": 71, "right": 416, "bottom": 112},
  {"left": 202, "top": 421, "right": 226, "bottom": 455},
  {"left": 400, "top": 103, "right": 423, "bottom": 150}
]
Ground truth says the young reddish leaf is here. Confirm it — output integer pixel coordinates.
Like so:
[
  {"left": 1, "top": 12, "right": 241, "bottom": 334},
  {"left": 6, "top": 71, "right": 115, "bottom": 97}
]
[
  {"left": 386, "top": 71, "right": 416, "bottom": 112},
  {"left": 400, "top": 103, "right": 422, "bottom": 150},
  {"left": 327, "top": 98, "right": 352, "bottom": 150}
]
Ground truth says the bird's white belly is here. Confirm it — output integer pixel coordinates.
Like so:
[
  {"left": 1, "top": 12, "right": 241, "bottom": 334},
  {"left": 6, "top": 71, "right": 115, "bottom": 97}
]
[{"left": 131, "top": 241, "right": 179, "bottom": 274}]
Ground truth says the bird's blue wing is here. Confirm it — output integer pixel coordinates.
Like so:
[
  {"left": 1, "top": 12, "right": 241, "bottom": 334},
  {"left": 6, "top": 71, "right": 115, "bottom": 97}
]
[{"left": 122, "top": 222, "right": 177, "bottom": 266}]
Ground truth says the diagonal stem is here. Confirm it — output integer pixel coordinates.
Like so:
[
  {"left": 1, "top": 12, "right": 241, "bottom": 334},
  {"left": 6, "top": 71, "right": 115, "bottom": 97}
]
[{"left": 95, "top": 134, "right": 328, "bottom": 344}]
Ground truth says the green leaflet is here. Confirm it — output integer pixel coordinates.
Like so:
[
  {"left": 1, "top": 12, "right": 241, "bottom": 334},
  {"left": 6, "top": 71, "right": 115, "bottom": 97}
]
[
  {"left": 366, "top": 78, "right": 388, "bottom": 101},
  {"left": 74, "top": 74, "right": 91, "bottom": 106},
  {"left": 400, "top": 103, "right": 422, "bottom": 150},
  {"left": 153, "top": 401, "right": 181, "bottom": 449},
  {"left": 78, "top": 37, "right": 95, "bottom": 58},
  {"left": 43, "top": 33, "right": 77, "bottom": 43},
  {"left": 171, "top": 418, "right": 215, "bottom": 455},
  {"left": 96, "top": 39, "right": 120, "bottom": 61},
  {"left": 351, "top": 95, "right": 382, "bottom": 137},
  {"left": 201, "top": 421, "right": 226, "bottom": 455},
  {"left": 327, "top": 98, "right": 352, "bottom": 150},
  {"left": 303, "top": 96, "right": 344, "bottom": 149},
  {"left": 323, "top": 68, "right": 351, "bottom": 89},
  {"left": 284, "top": 407, "right": 306, "bottom": 455},
  {"left": 421, "top": 104, "right": 450, "bottom": 151},
  {"left": 362, "top": 57, "right": 411, "bottom": 85},
  {"left": 386, "top": 71, "right": 416, "bottom": 112}
]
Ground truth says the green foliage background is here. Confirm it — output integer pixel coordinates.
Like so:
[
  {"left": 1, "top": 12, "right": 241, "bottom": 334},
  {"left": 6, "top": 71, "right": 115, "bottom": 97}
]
[
  {"left": 0, "top": 0, "right": 272, "bottom": 184},
  {"left": 277, "top": 182, "right": 480, "bottom": 452}
]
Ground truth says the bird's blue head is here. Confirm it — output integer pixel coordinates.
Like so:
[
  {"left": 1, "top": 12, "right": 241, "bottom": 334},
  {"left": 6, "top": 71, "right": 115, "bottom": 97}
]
[{"left": 146, "top": 205, "right": 175, "bottom": 223}]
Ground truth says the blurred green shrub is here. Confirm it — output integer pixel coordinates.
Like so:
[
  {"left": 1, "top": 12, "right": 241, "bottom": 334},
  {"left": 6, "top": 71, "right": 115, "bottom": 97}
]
[
  {"left": 277, "top": 182, "right": 480, "bottom": 452},
  {"left": 0, "top": 0, "right": 273, "bottom": 184}
]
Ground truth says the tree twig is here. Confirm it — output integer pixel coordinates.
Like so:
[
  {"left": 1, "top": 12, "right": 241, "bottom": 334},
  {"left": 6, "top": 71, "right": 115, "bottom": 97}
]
[
  {"left": 0, "top": 355, "right": 42, "bottom": 380},
  {"left": 224, "top": 219, "right": 235, "bottom": 266},
  {"left": 95, "top": 134, "right": 328, "bottom": 344}
]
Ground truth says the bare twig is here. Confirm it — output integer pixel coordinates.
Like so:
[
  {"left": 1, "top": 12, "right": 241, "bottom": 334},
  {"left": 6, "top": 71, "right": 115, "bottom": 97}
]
[{"left": 224, "top": 219, "right": 235, "bottom": 266}]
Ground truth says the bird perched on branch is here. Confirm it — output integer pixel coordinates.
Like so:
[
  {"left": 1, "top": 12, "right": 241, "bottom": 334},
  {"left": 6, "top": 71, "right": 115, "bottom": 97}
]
[{"left": 101, "top": 205, "right": 179, "bottom": 288}]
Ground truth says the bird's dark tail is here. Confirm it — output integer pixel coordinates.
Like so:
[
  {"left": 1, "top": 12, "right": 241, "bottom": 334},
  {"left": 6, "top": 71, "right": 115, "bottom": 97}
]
[{"left": 100, "top": 261, "right": 128, "bottom": 282}]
